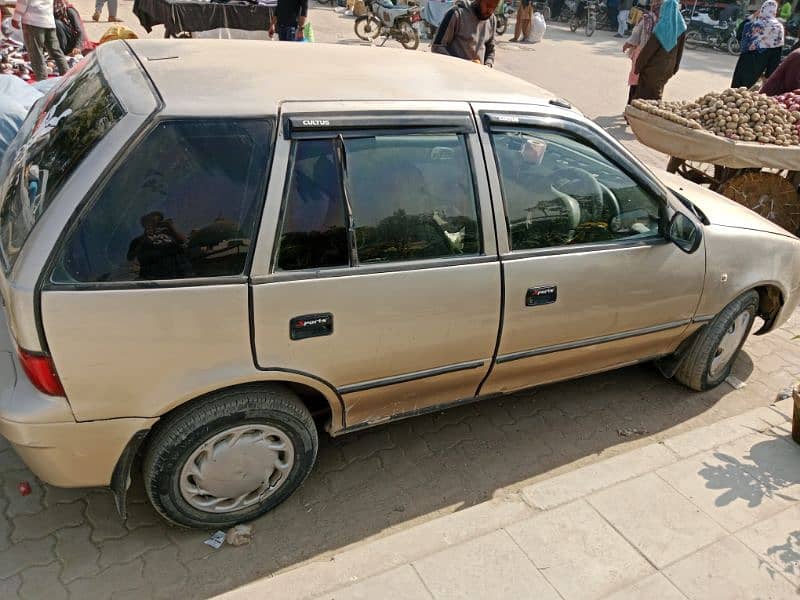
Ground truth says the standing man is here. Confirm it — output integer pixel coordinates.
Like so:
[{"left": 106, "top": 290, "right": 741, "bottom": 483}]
[
  {"left": 511, "top": 0, "right": 533, "bottom": 42},
  {"left": 607, "top": 0, "right": 620, "bottom": 30},
  {"left": 616, "top": 0, "right": 633, "bottom": 37},
  {"left": 11, "top": 0, "right": 69, "bottom": 82},
  {"left": 432, "top": 0, "right": 498, "bottom": 66},
  {"left": 269, "top": 0, "right": 308, "bottom": 41}
]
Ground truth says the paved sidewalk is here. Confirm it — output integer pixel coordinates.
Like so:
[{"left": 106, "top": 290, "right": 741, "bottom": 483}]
[{"left": 218, "top": 398, "right": 800, "bottom": 600}]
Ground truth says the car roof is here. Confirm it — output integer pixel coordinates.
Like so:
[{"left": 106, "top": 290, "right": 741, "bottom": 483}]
[{"left": 124, "top": 40, "right": 559, "bottom": 117}]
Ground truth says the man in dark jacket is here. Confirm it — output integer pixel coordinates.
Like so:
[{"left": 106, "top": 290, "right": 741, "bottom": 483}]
[
  {"left": 269, "top": 0, "right": 308, "bottom": 41},
  {"left": 432, "top": 0, "right": 498, "bottom": 66}
]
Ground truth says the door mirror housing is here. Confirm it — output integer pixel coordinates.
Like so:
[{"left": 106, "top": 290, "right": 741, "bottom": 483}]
[{"left": 668, "top": 212, "right": 702, "bottom": 254}]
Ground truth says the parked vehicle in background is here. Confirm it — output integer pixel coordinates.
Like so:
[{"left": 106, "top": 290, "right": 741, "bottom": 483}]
[
  {"left": 569, "top": 0, "right": 597, "bottom": 36},
  {"left": 496, "top": 0, "right": 515, "bottom": 35},
  {"left": 354, "top": 0, "right": 421, "bottom": 48},
  {"left": 558, "top": 0, "right": 576, "bottom": 21},
  {"left": 684, "top": 14, "right": 740, "bottom": 54},
  {"left": 0, "top": 41, "right": 798, "bottom": 529}
]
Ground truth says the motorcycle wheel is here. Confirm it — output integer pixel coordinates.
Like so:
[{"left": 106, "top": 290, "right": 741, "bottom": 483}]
[
  {"left": 727, "top": 35, "right": 741, "bottom": 55},
  {"left": 569, "top": 18, "right": 578, "bottom": 32},
  {"left": 354, "top": 16, "right": 381, "bottom": 40},
  {"left": 496, "top": 14, "right": 507, "bottom": 35},
  {"left": 399, "top": 22, "right": 420, "bottom": 50},
  {"left": 684, "top": 30, "right": 702, "bottom": 50},
  {"left": 585, "top": 13, "right": 595, "bottom": 36}
]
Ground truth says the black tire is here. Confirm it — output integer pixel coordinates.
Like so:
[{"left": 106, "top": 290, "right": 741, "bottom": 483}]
[
  {"left": 728, "top": 35, "right": 741, "bottom": 55},
  {"left": 399, "top": 23, "right": 420, "bottom": 50},
  {"left": 585, "top": 14, "right": 595, "bottom": 36},
  {"left": 355, "top": 16, "right": 381, "bottom": 40},
  {"left": 685, "top": 30, "right": 702, "bottom": 50},
  {"left": 674, "top": 291, "right": 759, "bottom": 392},
  {"left": 496, "top": 14, "right": 507, "bottom": 35},
  {"left": 143, "top": 385, "right": 318, "bottom": 528},
  {"left": 569, "top": 18, "right": 578, "bottom": 32}
]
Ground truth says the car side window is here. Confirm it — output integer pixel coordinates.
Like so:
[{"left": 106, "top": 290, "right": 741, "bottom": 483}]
[
  {"left": 51, "top": 120, "right": 271, "bottom": 284},
  {"left": 275, "top": 132, "right": 480, "bottom": 271},
  {"left": 491, "top": 128, "right": 662, "bottom": 251},
  {"left": 275, "top": 139, "right": 348, "bottom": 271}
]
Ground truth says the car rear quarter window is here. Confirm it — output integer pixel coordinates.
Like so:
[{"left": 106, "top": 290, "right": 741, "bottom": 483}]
[
  {"left": 275, "top": 133, "right": 480, "bottom": 271},
  {"left": 51, "top": 119, "right": 272, "bottom": 284},
  {"left": 0, "top": 57, "right": 124, "bottom": 273}
]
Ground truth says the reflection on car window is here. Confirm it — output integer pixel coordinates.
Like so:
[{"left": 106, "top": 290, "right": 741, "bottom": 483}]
[
  {"left": 275, "top": 133, "right": 480, "bottom": 271},
  {"left": 275, "top": 139, "right": 348, "bottom": 271},
  {"left": 0, "top": 57, "right": 125, "bottom": 272},
  {"left": 52, "top": 120, "right": 271, "bottom": 283},
  {"left": 491, "top": 129, "right": 661, "bottom": 251}
]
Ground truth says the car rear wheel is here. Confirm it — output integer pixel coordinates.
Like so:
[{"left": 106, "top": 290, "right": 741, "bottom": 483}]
[
  {"left": 143, "top": 385, "right": 318, "bottom": 528},
  {"left": 674, "top": 291, "right": 759, "bottom": 391}
]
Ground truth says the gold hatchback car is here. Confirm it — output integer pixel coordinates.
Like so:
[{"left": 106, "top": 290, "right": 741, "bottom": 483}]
[{"left": 1, "top": 41, "right": 798, "bottom": 528}]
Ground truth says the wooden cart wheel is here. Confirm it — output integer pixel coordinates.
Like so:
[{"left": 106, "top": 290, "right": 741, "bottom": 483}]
[{"left": 717, "top": 172, "right": 800, "bottom": 235}]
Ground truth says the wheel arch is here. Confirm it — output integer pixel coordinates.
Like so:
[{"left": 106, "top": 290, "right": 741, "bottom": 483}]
[
  {"left": 156, "top": 372, "right": 344, "bottom": 432},
  {"left": 751, "top": 283, "right": 785, "bottom": 335},
  {"left": 109, "top": 374, "right": 342, "bottom": 520}
]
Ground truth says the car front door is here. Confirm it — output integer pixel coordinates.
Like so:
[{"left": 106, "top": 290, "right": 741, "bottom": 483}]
[
  {"left": 474, "top": 106, "right": 706, "bottom": 395},
  {"left": 249, "top": 102, "right": 501, "bottom": 431}
]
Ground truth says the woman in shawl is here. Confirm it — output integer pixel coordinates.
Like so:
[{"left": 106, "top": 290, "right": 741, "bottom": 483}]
[
  {"left": 633, "top": 0, "right": 687, "bottom": 100},
  {"left": 53, "top": 0, "right": 94, "bottom": 56},
  {"left": 731, "top": 0, "right": 785, "bottom": 89},
  {"left": 623, "top": 0, "right": 661, "bottom": 104}
]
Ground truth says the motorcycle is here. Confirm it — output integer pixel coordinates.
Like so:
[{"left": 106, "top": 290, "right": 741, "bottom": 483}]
[
  {"left": 558, "top": 0, "right": 576, "bottom": 22},
  {"left": 354, "top": 0, "right": 421, "bottom": 50},
  {"left": 495, "top": 0, "right": 515, "bottom": 35},
  {"left": 569, "top": 0, "right": 597, "bottom": 36},
  {"left": 684, "top": 15, "right": 739, "bottom": 55}
]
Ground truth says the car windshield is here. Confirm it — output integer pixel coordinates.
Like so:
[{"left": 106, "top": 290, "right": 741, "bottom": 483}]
[{"left": 0, "top": 57, "right": 125, "bottom": 274}]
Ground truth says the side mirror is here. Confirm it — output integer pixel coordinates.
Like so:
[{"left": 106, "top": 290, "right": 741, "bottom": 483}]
[{"left": 668, "top": 212, "right": 702, "bottom": 254}]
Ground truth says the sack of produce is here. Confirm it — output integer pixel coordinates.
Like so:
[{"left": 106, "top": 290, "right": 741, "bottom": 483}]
[
  {"left": 528, "top": 12, "right": 546, "bottom": 43},
  {"left": 773, "top": 90, "right": 800, "bottom": 137}
]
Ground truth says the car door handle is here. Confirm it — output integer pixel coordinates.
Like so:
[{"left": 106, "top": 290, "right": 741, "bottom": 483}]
[
  {"left": 290, "top": 313, "right": 334, "bottom": 340},
  {"left": 526, "top": 286, "right": 557, "bottom": 307}
]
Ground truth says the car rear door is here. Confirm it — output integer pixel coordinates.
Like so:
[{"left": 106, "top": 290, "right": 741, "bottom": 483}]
[
  {"left": 249, "top": 101, "right": 501, "bottom": 431},
  {"left": 473, "top": 105, "right": 706, "bottom": 395}
]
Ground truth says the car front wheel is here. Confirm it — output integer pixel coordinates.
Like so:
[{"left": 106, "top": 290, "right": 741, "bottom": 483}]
[
  {"left": 675, "top": 291, "right": 759, "bottom": 391},
  {"left": 143, "top": 385, "right": 318, "bottom": 528}
]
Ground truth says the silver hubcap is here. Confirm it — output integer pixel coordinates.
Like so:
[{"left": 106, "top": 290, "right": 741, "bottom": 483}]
[
  {"left": 709, "top": 311, "right": 751, "bottom": 378},
  {"left": 179, "top": 424, "right": 295, "bottom": 514}
]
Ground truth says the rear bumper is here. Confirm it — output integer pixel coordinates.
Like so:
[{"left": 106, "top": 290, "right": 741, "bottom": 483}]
[
  {"left": 0, "top": 348, "right": 156, "bottom": 487},
  {"left": 0, "top": 415, "right": 156, "bottom": 488}
]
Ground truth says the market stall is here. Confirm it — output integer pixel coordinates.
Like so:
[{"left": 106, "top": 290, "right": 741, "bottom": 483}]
[
  {"left": 133, "top": 0, "right": 275, "bottom": 38},
  {"left": 625, "top": 89, "right": 800, "bottom": 235}
]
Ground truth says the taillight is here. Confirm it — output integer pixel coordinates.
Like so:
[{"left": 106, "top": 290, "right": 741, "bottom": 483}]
[{"left": 17, "top": 348, "right": 65, "bottom": 396}]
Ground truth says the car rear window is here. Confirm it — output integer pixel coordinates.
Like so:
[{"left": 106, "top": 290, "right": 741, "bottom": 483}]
[{"left": 0, "top": 57, "right": 125, "bottom": 273}]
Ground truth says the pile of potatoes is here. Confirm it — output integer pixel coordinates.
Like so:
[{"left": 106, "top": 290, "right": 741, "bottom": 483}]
[{"left": 631, "top": 88, "right": 800, "bottom": 146}]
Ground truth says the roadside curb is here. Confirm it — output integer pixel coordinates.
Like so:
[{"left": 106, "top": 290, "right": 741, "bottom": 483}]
[{"left": 216, "top": 398, "right": 795, "bottom": 600}]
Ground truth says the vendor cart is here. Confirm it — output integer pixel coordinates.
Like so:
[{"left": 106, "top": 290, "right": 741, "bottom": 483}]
[
  {"left": 133, "top": 0, "right": 275, "bottom": 38},
  {"left": 625, "top": 104, "right": 800, "bottom": 235}
]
